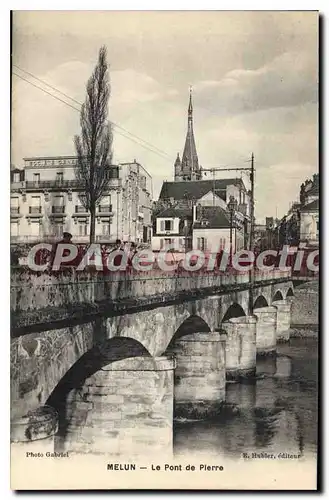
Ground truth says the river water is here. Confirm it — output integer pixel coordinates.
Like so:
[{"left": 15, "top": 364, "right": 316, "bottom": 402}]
[{"left": 173, "top": 336, "right": 318, "bottom": 461}]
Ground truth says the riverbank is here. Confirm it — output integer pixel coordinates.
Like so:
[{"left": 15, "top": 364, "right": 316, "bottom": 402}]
[{"left": 290, "top": 326, "right": 318, "bottom": 338}]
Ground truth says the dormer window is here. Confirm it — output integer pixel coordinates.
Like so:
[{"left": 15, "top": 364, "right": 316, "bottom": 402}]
[{"left": 165, "top": 220, "right": 173, "bottom": 231}]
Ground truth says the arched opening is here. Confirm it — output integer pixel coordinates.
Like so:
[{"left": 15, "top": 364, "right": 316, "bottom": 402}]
[
  {"left": 273, "top": 290, "right": 284, "bottom": 302},
  {"left": 286, "top": 287, "right": 294, "bottom": 298},
  {"left": 222, "top": 303, "right": 246, "bottom": 323},
  {"left": 253, "top": 295, "right": 269, "bottom": 309},
  {"left": 165, "top": 314, "right": 211, "bottom": 352},
  {"left": 165, "top": 315, "right": 225, "bottom": 420},
  {"left": 47, "top": 336, "right": 150, "bottom": 449}
]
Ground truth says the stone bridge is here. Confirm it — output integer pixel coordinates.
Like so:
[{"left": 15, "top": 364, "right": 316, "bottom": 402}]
[{"left": 11, "top": 267, "right": 294, "bottom": 458}]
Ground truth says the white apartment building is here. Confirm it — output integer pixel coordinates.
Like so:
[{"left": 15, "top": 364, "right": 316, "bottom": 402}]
[{"left": 10, "top": 157, "right": 152, "bottom": 244}]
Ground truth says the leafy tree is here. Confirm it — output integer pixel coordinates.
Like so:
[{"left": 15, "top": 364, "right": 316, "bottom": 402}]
[{"left": 74, "top": 46, "right": 113, "bottom": 243}]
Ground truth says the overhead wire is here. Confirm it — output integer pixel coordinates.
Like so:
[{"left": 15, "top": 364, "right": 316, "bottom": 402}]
[{"left": 13, "top": 67, "right": 173, "bottom": 162}]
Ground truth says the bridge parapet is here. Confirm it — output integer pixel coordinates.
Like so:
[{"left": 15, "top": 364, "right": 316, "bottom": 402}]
[{"left": 11, "top": 266, "right": 292, "bottom": 313}]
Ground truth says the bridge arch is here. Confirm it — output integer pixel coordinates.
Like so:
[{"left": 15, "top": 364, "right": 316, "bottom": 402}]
[
  {"left": 164, "top": 314, "right": 211, "bottom": 353},
  {"left": 222, "top": 302, "right": 246, "bottom": 323},
  {"left": 272, "top": 290, "right": 284, "bottom": 302},
  {"left": 286, "top": 287, "right": 294, "bottom": 298},
  {"left": 46, "top": 336, "right": 151, "bottom": 430},
  {"left": 253, "top": 295, "right": 269, "bottom": 309}
]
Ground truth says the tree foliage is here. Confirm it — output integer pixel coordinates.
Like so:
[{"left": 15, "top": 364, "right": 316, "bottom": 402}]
[{"left": 74, "top": 46, "right": 113, "bottom": 242}]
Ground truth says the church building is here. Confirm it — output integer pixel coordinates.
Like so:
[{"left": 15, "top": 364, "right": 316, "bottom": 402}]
[{"left": 152, "top": 90, "right": 250, "bottom": 253}]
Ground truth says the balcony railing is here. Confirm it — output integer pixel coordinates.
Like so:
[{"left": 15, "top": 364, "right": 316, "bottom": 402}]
[
  {"left": 25, "top": 180, "right": 82, "bottom": 189},
  {"left": 51, "top": 206, "right": 65, "bottom": 214},
  {"left": 29, "top": 206, "right": 42, "bottom": 214},
  {"left": 98, "top": 205, "right": 113, "bottom": 213},
  {"left": 24, "top": 179, "right": 121, "bottom": 190},
  {"left": 75, "top": 205, "right": 89, "bottom": 214},
  {"left": 96, "top": 235, "right": 112, "bottom": 242},
  {"left": 10, "top": 207, "right": 20, "bottom": 214}
]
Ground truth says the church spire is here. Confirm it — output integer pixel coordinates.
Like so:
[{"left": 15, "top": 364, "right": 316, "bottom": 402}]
[
  {"left": 188, "top": 85, "right": 193, "bottom": 117},
  {"left": 173, "top": 88, "right": 201, "bottom": 182},
  {"left": 181, "top": 87, "right": 200, "bottom": 181}
]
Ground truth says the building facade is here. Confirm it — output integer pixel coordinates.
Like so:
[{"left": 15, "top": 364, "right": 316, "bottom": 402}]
[
  {"left": 119, "top": 162, "right": 152, "bottom": 244},
  {"left": 299, "top": 174, "right": 319, "bottom": 246},
  {"left": 274, "top": 173, "right": 319, "bottom": 249},
  {"left": 10, "top": 157, "right": 152, "bottom": 244}
]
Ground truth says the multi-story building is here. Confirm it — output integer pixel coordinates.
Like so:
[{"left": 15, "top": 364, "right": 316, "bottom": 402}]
[
  {"left": 276, "top": 173, "right": 319, "bottom": 249},
  {"left": 119, "top": 161, "right": 152, "bottom": 244},
  {"left": 10, "top": 156, "right": 152, "bottom": 244},
  {"left": 299, "top": 173, "right": 319, "bottom": 247}
]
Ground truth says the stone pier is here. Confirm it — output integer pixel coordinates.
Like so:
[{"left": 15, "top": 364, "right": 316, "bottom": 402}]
[
  {"left": 254, "top": 306, "right": 277, "bottom": 355},
  {"left": 222, "top": 316, "right": 257, "bottom": 380},
  {"left": 273, "top": 299, "right": 291, "bottom": 342},
  {"left": 167, "top": 331, "right": 226, "bottom": 418},
  {"left": 11, "top": 405, "right": 58, "bottom": 455},
  {"left": 62, "top": 356, "right": 175, "bottom": 458}
]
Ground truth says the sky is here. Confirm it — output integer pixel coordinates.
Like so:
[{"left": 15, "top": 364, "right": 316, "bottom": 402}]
[{"left": 11, "top": 11, "right": 318, "bottom": 222}]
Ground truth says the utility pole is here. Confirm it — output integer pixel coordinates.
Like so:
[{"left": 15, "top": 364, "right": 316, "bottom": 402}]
[{"left": 248, "top": 152, "right": 255, "bottom": 316}]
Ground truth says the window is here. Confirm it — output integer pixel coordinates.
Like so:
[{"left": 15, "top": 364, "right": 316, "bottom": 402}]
[
  {"left": 102, "top": 223, "right": 110, "bottom": 236},
  {"left": 99, "top": 195, "right": 111, "bottom": 213},
  {"left": 33, "top": 173, "right": 40, "bottom": 184},
  {"left": 219, "top": 238, "right": 226, "bottom": 250},
  {"left": 11, "top": 221, "right": 19, "bottom": 236},
  {"left": 11, "top": 197, "right": 19, "bottom": 214},
  {"left": 101, "top": 195, "right": 111, "bottom": 206},
  {"left": 13, "top": 172, "right": 20, "bottom": 183},
  {"left": 165, "top": 220, "right": 173, "bottom": 231},
  {"left": 30, "top": 221, "right": 40, "bottom": 236},
  {"left": 31, "top": 196, "right": 41, "bottom": 206},
  {"left": 79, "top": 223, "right": 88, "bottom": 236},
  {"left": 30, "top": 196, "right": 41, "bottom": 214},
  {"left": 164, "top": 238, "right": 173, "bottom": 248},
  {"left": 197, "top": 237, "right": 206, "bottom": 251},
  {"left": 54, "top": 195, "right": 64, "bottom": 206},
  {"left": 53, "top": 195, "right": 64, "bottom": 213},
  {"left": 53, "top": 223, "right": 63, "bottom": 238},
  {"left": 56, "top": 172, "right": 64, "bottom": 183}
]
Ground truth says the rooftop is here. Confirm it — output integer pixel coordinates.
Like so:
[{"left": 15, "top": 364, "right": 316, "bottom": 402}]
[
  {"left": 193, "top": 206, "right": 231, "bottom": 229},
  {"left": 159, "top": 178, "right": 244, "bottom": 202}
]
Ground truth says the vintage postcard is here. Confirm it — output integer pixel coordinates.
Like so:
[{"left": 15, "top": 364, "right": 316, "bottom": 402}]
[{"left": 10, "top": 10, "right": 319, "bottom": 490}]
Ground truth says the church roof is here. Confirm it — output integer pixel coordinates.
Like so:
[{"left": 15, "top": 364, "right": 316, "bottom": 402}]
[
  {"left": 155, "top": 206, "right": 192, "bottom": 219},
  {"left": 159, "top": 178, "right": 243, "bottom": 202},
  {"left": 193, "top": 206, "right": 231, "bottom": 229}
]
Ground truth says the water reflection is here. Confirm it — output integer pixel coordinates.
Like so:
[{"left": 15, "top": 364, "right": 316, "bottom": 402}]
[{"left": 174, "top": 338, "right": 317, "bottom": 460}]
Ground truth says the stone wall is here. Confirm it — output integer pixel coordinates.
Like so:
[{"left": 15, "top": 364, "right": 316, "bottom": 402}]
[
  {"left": 291, "top": 285, "right": 319, "bottom": 326},
  {"left": 59, "top": 356, "right": 175, "bottom": 458},
  {"left": 11, "top": 266, "right": 292, "bottom": 313}
]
